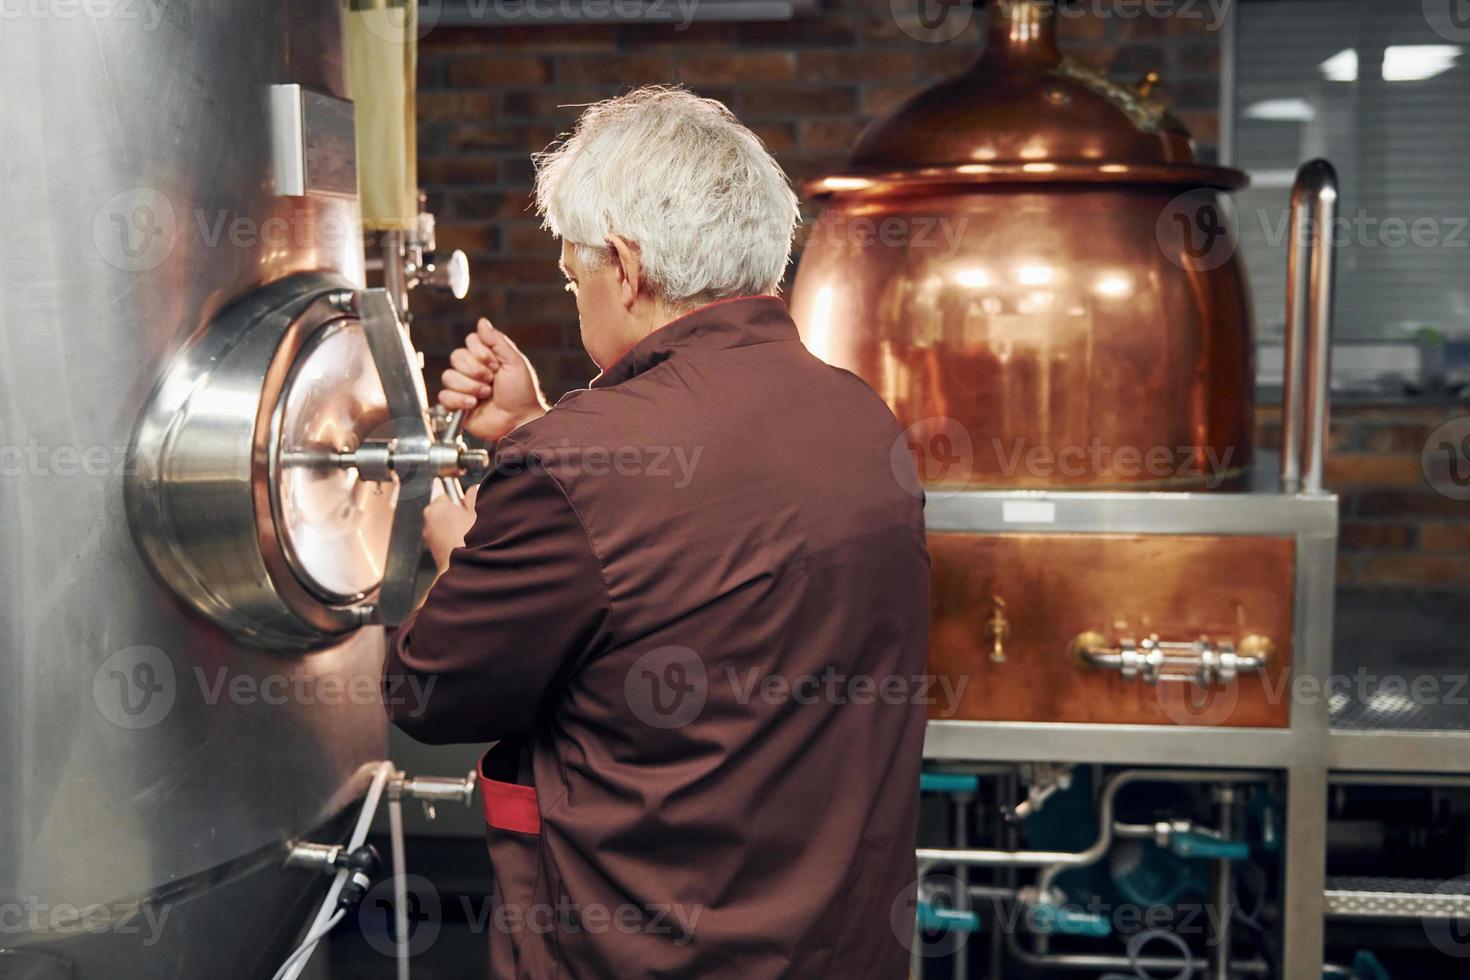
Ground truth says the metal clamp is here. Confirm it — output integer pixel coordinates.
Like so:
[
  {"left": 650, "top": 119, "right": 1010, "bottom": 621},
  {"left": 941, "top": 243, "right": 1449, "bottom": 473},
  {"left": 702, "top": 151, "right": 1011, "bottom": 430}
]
[
  {"left": 389, "top": 769, "right": 477, "bottom": 821},
  {"left": 1072, "top": 632, "right": 1273, "bottom": 688}
]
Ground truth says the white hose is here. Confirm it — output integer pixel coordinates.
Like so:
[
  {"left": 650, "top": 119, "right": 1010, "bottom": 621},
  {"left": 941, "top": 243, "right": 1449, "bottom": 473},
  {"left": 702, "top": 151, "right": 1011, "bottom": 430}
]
[
  {"left": 275, "top": 760, "right": 397, "bottom": 980},
  {"left": 271, "top": 910, "right": 345, "bottom": 980},
  {"left": 388, "top": 792, "right": 410, "bottom": 980}
]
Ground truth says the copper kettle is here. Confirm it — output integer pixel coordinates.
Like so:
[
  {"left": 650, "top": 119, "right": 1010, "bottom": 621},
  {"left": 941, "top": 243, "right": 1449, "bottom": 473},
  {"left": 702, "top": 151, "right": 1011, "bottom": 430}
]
[{"left": 790, "top": 0, "right": 1254, "bottom": 490}]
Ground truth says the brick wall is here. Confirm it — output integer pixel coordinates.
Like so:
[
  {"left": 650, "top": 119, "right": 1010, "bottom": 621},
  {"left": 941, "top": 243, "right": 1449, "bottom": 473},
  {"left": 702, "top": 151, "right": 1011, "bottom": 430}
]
[
  {"left": 411, "top": 0, "right": 1224, "bottom": 395},
  {"left": 1255, "top": 404, "right": 1470, "bottom": 594},
  {"left": 411, "top": 0, "right": 1468, "bottom": 597}
]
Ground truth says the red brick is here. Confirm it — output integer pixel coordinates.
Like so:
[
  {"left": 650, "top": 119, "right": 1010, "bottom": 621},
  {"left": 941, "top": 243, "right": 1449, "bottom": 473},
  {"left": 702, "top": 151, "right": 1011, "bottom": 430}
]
[
  {"left": 503, "top": 87, "right": 610, "bottom": 119},
  {"left": 1422, "top": 524, "right": 1470, "bottom": 552},
  {"left": 1357, "top": 422, "right": 1436, "bottom": 455},
  {"left": 432, "top": 25, "right": 615, "bottom": 51},
  {"left": 737, "top": 18, "right": 859, "bottom": 48},
  {"left": 504, "top": 221, "right": 559, "bottom": 253},
  {"left": 508, "top": 286, "right": 579, "bottom": 321},
  {"left": 797, "top": 50, "right": 917, "bottom": 83},
  {"left": 446, "top": 56, "right": 551, "bottom": 87},
  {"left": 1357, "top": 554, "right": 1470, "bottom": 588},
  {"left": 555, "top": 53, "right": 675, "bottom": 85},
  {"left": 476, "top": 256, "right": 565, "bottom": 284},
  {"left": 750, "top": 121, "right": 797, "bottom": 153},
  {"left": 799, "top": 118, "right": 863, "bottom": 153},
  {"left": 1338, "top": 523, "right": 1416, "bottom": 552},
  {"left": 618, "top": 23, "right": 740, "bottom": 48},
  {"left": 445, "top": 124, "right": 558, "bottom": 154},
  {"left": 677, "top": 52, "right": 796, "bottom": 85},
  {"left": 418, "top": 156, "right": 499, "bottom": 186},
  {"left": 433, "top": 222, "right": 499, "bottom": 256},
  {"left": 446, "top": 191, "right": 505, "bottom": 221},
  {"left": 740, "top": 85, "right": 858, "bottom": 118},
  {"left": 418, "top": 91, "right": 496, "bottom": 123},
  {"left": 1324, "top": 454, "right": 1425, "bottom": 489},
  {"left": 1356, "top": 490, "right": 1468, "bottom": 520}
]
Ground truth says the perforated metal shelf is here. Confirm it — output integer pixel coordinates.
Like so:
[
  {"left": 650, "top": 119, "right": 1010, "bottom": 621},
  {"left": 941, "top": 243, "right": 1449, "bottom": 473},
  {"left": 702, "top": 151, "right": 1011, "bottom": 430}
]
[{"left": 1324, "top": 876, "right": 1470, "bottom": 919}]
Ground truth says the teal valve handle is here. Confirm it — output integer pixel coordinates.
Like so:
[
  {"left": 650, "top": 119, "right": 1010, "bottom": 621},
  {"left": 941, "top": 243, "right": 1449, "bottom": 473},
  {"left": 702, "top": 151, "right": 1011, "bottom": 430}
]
[
  {"left": 1171, "top": 830, "right": 1249, "bottom": 861},
  {"left": 1030, "top": 903, "right": 1111, "bottom": 938},
  {"left": 920, "top": 772, "right": 979, "bottom": 794},
  {"left": 916, "top": 901, "right": 982, "bottom": 934}
]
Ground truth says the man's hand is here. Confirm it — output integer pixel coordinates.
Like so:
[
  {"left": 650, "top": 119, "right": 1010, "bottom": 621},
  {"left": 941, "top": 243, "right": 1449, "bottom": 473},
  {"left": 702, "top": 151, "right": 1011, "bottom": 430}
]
[
  {"left": 440, "top": 318, "right": 549, "bottom": 443},
  {"left": 424, "top": 484, "right": 480, "bottom": 573}
]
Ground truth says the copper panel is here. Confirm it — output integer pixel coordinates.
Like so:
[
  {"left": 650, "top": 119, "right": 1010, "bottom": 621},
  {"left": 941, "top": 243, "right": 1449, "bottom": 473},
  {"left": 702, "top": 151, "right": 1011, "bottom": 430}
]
[{"left": 928, "top": 532, "right": 1296, "bottom": 727}]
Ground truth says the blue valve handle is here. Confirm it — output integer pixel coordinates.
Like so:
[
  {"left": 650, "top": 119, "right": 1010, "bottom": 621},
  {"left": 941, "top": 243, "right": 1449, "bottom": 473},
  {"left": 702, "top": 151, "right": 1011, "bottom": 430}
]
[
  {"left": 916, "top": 901, "right": 982, "bottom": 934},
  {"left": 920, "top": 772, "right": 980, "bottom": 794},
  {"left": 1030, "top": 903, "right": 1112, "bottom": 938},
  {"left": 1170, "top": 830, "right": 1250, "bottom": 861}
]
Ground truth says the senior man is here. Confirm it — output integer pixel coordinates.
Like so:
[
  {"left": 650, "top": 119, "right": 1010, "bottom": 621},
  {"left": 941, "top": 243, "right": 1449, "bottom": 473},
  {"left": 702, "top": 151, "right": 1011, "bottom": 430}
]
[{"left": 385, "top": 86, "right": 930, "bottom": 979}]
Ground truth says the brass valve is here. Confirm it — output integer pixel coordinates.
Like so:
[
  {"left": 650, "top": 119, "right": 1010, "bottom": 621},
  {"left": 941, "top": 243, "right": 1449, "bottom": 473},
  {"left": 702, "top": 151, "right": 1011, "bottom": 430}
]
[
  {"left": 1072, "top": 631, "right": 1273, "bottom": 688},
  {"left": 985, "top": 595, "right": 1010, "bottom": 663}
]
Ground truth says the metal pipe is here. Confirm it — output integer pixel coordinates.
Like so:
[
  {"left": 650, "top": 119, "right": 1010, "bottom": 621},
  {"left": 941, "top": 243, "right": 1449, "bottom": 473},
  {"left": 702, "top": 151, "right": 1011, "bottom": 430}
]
[
  {"left": 381, "top": 229, "right": 411, "bottom": 317},
  {"left": 1211, "top": 785, "right": 1237, "bottom": 979},
  {"left": 1034, "top": 769, "right": 1268, "bottom": 895},
  {"left": 440, "top": 410, "right": 467, "bottom": 505},
  {"left": 952, "top": 795, "right": 968, "bottom": 980},
  {"left": 917, "top": 770, "right": 1267, "bottom": 879},
  {"left": 1004, "top": 929, "right": 1271, "bottom": 976},
  {"left": 1280, "top": 159, "right": 1339, "bottom": 494}
]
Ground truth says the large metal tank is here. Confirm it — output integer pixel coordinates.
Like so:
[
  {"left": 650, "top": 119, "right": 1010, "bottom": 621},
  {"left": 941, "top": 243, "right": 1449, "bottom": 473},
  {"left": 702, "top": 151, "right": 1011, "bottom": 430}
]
[
  {"left": 0, "top": 4, "right": 462, "bottom": 976},
  {"left": 791, "top": 0, "right": 1255, "bottom": 491}
]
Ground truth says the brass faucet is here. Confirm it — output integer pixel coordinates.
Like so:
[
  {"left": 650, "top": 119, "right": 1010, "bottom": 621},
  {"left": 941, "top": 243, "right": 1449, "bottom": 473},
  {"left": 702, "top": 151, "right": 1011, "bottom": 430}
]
[{"left": 985, "top": 595, "right": 1010, "bottom": 663}]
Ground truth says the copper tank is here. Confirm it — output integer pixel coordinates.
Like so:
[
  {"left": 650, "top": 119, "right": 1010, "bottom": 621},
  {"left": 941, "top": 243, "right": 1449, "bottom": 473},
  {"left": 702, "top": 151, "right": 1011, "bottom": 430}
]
[{"left": 789, "top": 0, "right": 1255, "bottom": 490}]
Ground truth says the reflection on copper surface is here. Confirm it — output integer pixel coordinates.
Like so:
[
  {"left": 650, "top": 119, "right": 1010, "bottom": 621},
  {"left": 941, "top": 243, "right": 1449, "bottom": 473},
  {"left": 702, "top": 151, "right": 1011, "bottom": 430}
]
[
  {"left": 927, "top": 534, "right": 1296, "bottom": 727},
  {"left": 790, "top": 0, "right": 1255, "bottom": 490}
]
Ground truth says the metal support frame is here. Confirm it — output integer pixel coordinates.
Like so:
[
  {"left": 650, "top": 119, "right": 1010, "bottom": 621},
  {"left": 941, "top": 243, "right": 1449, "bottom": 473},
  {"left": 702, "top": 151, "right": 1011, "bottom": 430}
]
[{"left": 920, "top": 483, "right": 1470, "bottom": 977}]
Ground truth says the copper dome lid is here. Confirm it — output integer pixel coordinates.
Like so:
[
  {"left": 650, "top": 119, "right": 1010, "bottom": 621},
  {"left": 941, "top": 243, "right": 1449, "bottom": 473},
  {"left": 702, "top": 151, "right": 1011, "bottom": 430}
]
[{"left": 809, "top": 0, "right": 1247, "bottom": 197}]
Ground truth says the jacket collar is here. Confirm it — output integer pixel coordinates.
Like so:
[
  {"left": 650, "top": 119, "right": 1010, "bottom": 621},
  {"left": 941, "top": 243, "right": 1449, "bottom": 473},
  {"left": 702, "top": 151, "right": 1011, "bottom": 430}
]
[{"left": 590, "top": 295, "right": 798, "bottom": 390}]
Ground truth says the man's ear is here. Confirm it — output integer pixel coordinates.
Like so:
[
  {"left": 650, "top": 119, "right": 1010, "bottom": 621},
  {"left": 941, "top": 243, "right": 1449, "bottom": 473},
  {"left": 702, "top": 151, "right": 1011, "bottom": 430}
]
[{"left": 606, "top": 235, "right": 642, "bottom": 311}]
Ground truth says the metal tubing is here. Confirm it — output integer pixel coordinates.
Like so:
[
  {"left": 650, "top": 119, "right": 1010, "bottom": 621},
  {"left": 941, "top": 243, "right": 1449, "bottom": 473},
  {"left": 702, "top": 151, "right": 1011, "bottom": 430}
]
[
  {"left": 1004, "top": 930, "right": 1271, "bottom": 976},
  {"left": 381, "top": 229, "right": 411, "bottom": 316},
  {"left": 916, "top": 770, "right": 1267, "bottom": 885},
  {"left": 1280, "top": 159, "right": 1339, "bottom": 494},
  {"left": 1211, "top": 785, "right": 1237, "bottom": 980},
  {"left": 1034, "top": 770, "right": 1267, "bottom": 895}
]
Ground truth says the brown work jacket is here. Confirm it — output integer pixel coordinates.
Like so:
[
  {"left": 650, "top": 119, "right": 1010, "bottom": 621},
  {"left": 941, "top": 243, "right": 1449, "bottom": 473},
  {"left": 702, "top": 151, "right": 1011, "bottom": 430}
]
[{"left": 386, "top": 296, "right": 930, "bottom": 979}]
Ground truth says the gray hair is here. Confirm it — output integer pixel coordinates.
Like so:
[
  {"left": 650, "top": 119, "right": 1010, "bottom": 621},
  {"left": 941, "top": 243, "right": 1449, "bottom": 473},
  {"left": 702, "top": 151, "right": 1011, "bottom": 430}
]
[{"left": 533, "top": 86, "right": 801, "bottom": 306}]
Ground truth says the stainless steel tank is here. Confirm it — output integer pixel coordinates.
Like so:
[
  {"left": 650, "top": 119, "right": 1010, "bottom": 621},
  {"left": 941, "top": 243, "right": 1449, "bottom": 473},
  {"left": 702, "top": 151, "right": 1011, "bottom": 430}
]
[{"left": 0, "top": 4, "right": 469, "bottom": 976}]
